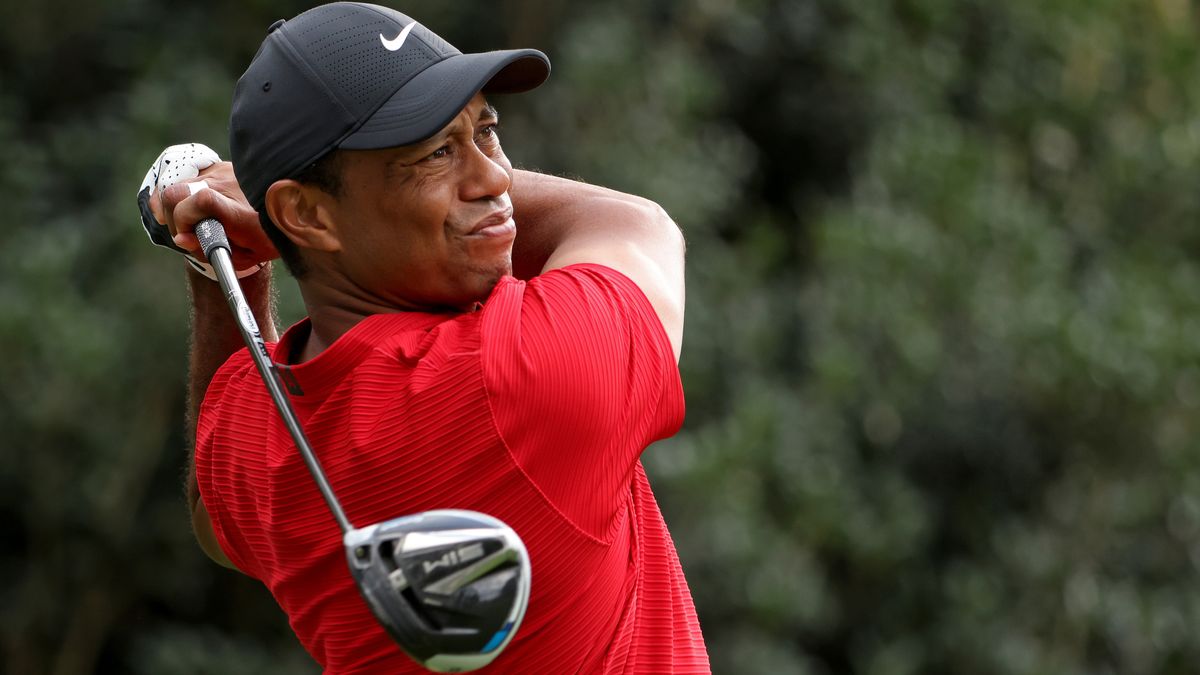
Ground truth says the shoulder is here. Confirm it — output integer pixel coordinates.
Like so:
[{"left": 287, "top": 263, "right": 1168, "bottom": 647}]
[
  {"left": 199, "top": 347, "right": 260, "bottom": 417},
  {"left": 480, "top": 263, "right": 665, "bottom": 337},
  {"left": 478, "top": 263, "right": 681, "bottom": 421},
  {"left": 475, "top": 266, "right": 685, "bottom": 539},
  {"left": 195, "top": 345, "right": 287, "bottom": 454}
]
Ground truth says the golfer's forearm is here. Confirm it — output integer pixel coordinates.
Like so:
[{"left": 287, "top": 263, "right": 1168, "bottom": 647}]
[
  {"left": 509, "top": 168, "right": 686, "bottom": 358},
  {"left": 510, "top": 169, "right": 671, "bottom": 278},
  {"left": 184, "top": 265, "right": 278, "bottom": 507}
]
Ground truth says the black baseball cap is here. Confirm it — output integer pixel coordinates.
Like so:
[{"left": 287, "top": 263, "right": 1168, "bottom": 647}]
[{"left": 230, "top": 2, "right": 550, "bottom": 210}]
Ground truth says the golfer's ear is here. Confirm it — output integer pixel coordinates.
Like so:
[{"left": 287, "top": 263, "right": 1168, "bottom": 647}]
[{"left": 264, "top": 179, "right": 342, "bottom": 253}]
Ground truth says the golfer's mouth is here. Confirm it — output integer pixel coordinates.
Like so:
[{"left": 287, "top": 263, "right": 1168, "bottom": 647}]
[{"left": 467, "top": 207, "right": 516, "bottom": 238}]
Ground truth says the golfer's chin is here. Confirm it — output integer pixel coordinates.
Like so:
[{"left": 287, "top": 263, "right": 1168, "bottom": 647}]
[{"left": 457, "top": 255, "right": 513, "bottom": 307}]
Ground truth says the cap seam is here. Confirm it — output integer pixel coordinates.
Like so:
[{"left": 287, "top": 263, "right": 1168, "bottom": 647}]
[
  {"left": 329, "top": 55, "right": 451, "bottom": 151},
  {"left": 268, "top": 28, "right": 360, "bottom": 180}
]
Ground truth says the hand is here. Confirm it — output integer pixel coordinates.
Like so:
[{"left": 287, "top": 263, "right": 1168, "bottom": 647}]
[{"left": 137, "top": 144, "right": 278, "bottom": 277}]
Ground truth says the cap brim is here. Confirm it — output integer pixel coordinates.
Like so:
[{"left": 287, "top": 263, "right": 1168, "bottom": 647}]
[{"left": 338, "top": 49, "right": 549, "bottom": 150}]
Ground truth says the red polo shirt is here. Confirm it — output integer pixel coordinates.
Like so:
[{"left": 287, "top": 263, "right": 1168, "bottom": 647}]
[{"left": 195, "top": 264, "right": 710, "bottom": 673}]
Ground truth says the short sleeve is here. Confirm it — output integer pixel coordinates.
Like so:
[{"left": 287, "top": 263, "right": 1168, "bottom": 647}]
[{"left": 480, "top": 264, "right": 685, "bottom": 540}]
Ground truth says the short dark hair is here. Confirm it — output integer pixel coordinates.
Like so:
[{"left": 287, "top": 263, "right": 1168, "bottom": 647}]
[{"left": 258, "top": 149, "right": 343, "bottom": 279}]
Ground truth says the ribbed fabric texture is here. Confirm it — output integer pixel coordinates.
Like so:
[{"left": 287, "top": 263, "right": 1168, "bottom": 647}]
[{"left": 195, "top": 264, "right": 709, "bottom": 674}]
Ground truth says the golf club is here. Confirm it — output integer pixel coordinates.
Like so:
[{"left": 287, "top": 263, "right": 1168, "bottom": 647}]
[{"left": 193, "top": 218, "right": 531, "bottom": 673}]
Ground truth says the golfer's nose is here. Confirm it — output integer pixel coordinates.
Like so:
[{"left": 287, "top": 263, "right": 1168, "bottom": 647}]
[{"left": 460, "top": 144, "right": 511, "bottom": 202}]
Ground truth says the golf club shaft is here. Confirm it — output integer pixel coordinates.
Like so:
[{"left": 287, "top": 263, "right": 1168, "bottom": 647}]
[{"left": 195, "top": 218, "right": 353, "bottom": 534}]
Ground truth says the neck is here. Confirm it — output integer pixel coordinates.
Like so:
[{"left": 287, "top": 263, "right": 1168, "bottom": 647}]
[{"left": 293, "top": 277, "right": 472, "bottom": 362}]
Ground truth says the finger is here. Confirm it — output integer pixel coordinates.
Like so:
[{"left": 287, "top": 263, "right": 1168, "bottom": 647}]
[
  {"left": 177, "top": 181, "right": 215, "bottom": 248},
  {"left": 147, "top": 187, "right": 166, "bottom": 224},
  {"left": 174, "top": 234, "right": 201, "bottom": 255},
  {"left": 168, "top": 180, "right": 212, "bottom": 250},
  {"left": 153, "top": 144, "right": 221, "bottom": 233},
  {"left": 171, "top": 187, "right": 277, "bottom": 262},
  {"left": 196, "top": 161, "right": 244, "bottom": 198},
  {"left": 229, "top": 246, "right": 272, "bottom": 271},
  {"left": 161, "top": 181, "right": 218, "bottom": 236},
  {"left": 170, "top": 188, "right": 224, "bottom": 239},
  {"left": 159, "top": 183, "right": 190, "bottom": 237},
  {"left": 160, "top": 169, "right": 240, "bottom": 230},
  {"left": 160, "top": 182, "right": 192, "bottom": 214}
]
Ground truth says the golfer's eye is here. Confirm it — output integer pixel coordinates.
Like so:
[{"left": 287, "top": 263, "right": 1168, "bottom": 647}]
[
  {"left": 476, "top": 124, "right": 500, "bottom": 145},
  {"left": 425, "top": 145, "right": 451, "bottom": 161}
]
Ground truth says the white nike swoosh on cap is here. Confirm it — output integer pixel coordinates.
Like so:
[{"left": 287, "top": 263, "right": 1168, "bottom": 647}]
[{"left": 380, "top": 22, "right": 417, "bottom": 51}]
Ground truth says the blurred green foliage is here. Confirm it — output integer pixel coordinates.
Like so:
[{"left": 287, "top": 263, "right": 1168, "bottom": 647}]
[{"left": 2, "top": 0, "right": 1199, "bottom": 673}]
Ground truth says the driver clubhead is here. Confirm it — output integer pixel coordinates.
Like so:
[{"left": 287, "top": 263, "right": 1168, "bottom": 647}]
[{"left": 344, "top": 509, "right": 531, "bottom": 672}]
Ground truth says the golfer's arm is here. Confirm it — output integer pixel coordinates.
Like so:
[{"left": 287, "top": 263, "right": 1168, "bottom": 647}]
[
  {"left": 510, "top": 169, "right": 685, "bottom": 360},
  {"left": 186, "top": 265, "right": 278, "bottom": 571}
]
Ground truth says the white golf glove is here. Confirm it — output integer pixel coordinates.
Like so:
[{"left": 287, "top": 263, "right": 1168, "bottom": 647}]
[{"left": 137, "top": 143, "right": 264, "bottom": 280}]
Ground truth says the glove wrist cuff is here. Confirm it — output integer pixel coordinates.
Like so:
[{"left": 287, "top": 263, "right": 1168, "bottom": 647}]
[{"left": 184, "top": 255, "right": 268, "bottom": 281}]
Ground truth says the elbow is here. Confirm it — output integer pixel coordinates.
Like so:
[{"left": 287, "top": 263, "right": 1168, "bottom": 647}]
[
  {"left": 626, "top": 198, "right": 685, "bottom": 252},
  {"left": 191, "top": 495, "right": 241, "bottom": 571},
  {"left": 645, "top": 201, "right": 686, "bottom": 262},
  {"left": 655, "top": 203, "right": 685, "bottom": 251}
]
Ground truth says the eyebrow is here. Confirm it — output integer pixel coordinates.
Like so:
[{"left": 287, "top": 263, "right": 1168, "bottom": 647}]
[
  {"left": 410, "top": 104, "right": 500, "bottom": 150},
  {"left": 384, "top": 104, "right": 502, "bottom": 173}
]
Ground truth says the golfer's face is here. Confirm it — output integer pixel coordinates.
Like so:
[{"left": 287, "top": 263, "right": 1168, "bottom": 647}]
[{"left": 330, "top": 93, "right": 515, "bottom": 309}]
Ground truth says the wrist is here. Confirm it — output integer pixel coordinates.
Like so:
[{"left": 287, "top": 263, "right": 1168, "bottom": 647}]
[{"left": 182, "top": 252, "right": 268, "bottom": 282}]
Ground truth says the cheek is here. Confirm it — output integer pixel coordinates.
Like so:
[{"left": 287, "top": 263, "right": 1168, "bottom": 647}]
[
  {"left": 370, "top": 200, "right": 461, "bottom": 283},
  {"left": 492, "top": 147, "right": 513, "bottom": 177},
  {"left": 404, "top": 173, "right": 457, "bottom": 230}
]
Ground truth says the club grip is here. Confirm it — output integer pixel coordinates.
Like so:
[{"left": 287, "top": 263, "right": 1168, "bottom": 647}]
[{"left": 194, "top": 218, "right": 230, "bottom": 262}]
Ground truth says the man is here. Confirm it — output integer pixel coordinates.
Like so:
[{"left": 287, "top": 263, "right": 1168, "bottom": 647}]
[{"left": 141, "top": 3, "right": 708, "bottom": 672}]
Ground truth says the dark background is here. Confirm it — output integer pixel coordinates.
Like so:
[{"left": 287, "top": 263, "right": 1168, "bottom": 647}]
[{"left": 3, "top": 0, "right": 1199, "bottom": 673}]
